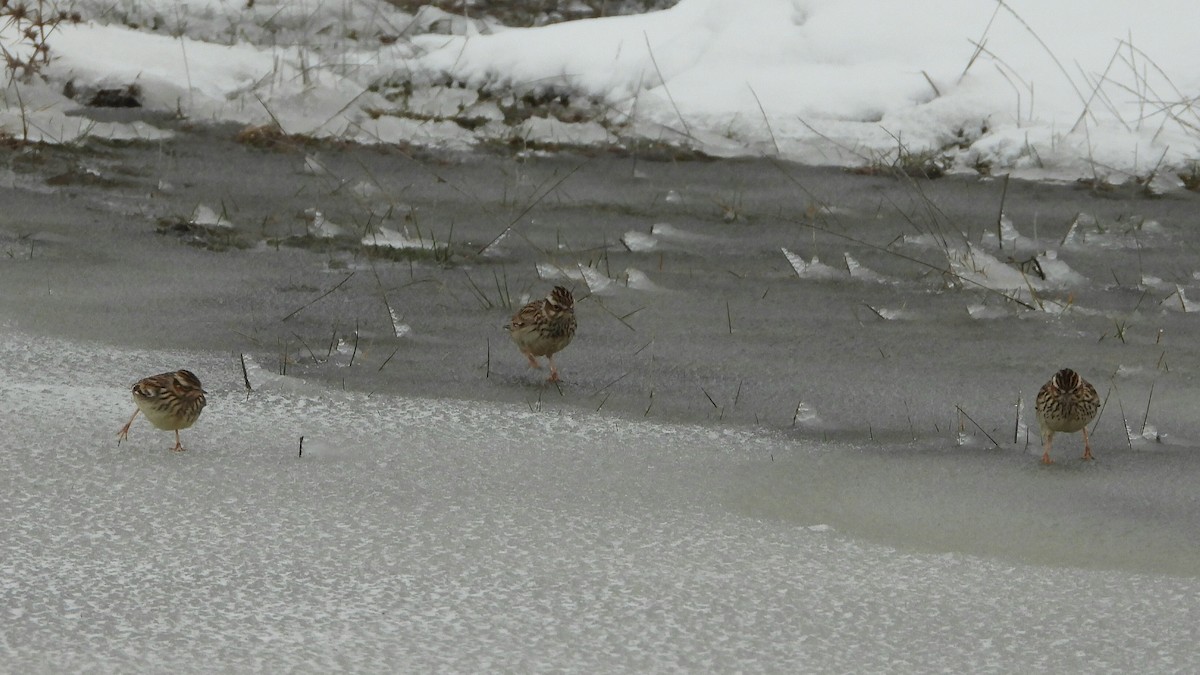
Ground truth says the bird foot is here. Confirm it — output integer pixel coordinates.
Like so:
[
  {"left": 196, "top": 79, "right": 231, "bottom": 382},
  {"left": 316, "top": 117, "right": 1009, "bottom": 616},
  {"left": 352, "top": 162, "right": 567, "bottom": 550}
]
[{"left": 1040, "top": 454, "right": 1054, "bottom": 465}]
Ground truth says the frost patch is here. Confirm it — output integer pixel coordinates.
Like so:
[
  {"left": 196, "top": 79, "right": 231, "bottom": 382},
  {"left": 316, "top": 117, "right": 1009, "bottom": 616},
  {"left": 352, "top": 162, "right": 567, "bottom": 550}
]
[
  {"left": 844, "top": 254, "right": 889, "bottom": 283},
  {"left": 363, "top": 227, "right": 437, "bottom": 250},
  {"left": 622, "top": 231, "right": 659, "bottom": 252},
  {"left": 782, "top": 248, "right": 842, "bottom": 280},
  {"left": 191, "top": 204, "right": 233, "bottom": 229},
  {"left": 624, "top": 268, "right": 665, "bottom": 292}
]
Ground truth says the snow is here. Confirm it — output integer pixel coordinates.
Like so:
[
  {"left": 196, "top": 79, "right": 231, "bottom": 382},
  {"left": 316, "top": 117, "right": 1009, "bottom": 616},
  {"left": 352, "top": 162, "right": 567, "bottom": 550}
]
[
  {"left": 363, "top": 227, "right": 437, "bottom": 250},
  {"left": 4, "top": 328, "right": 1200, "bottom": 672},
  {"left": 0, "top": 0, "right": 1191, "bottom": 182},
  {"left": 2, "top": 1, "right": 1200, "bottom": 670}
]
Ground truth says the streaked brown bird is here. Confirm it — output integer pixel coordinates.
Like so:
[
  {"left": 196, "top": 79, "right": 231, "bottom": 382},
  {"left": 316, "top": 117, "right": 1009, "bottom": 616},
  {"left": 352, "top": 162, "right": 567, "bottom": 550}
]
[
  {"left": 1035, "top": 368, "right": 1099, "bottom": 464},
  {"left": 505, "top": 285, "right": 577, "bottom": 382},
  {"left": 117, "top": 370, "right": 208, "bottom": 452}
]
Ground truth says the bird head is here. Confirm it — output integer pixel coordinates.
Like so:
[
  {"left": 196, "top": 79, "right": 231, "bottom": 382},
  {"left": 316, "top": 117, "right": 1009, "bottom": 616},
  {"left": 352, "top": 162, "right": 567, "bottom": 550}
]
[
  {"left": 1053, "top": 368, "right": 1081, "bottom": 392},
  {"left": 547, "top": 286, "right": 574, "bottom": 311},
  {"left": 175, "top": 369, "right": 207, "bottom": 394}
]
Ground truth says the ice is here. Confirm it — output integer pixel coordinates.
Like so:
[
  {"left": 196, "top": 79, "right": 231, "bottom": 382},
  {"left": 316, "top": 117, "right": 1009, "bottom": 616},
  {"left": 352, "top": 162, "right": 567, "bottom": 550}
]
[
  {"left": 650, "top": 223, "right": 717, "bottom": 243},
  {"left": 621, "top": 230, "right": 659, "bottom": 252},
  {"left": 3, "top": 329, "right": 1200, "bottom": 672},
  {"left": 387, "top": 309, "right": 412, "bottom": 339},
  {"left": 967, "top": 303, "right": 1013, "bottom": 320},
  {"left": 536, "top": 262, "right": 587, "bottom": 282},
  {"left": 190, "top": 205, "right": 232, "bottom": 229},
  {"left": 624, "top": 268, "right": 665, "bottom": 292},
  {"left": 480, "top": 228, "right": 513, "bottom": 257},
  {"left": 362, "top": 227, "right": 437, "bottom": 250},
  {"left": 579, "top": 265, "right": 616, "bottom": 294},
  {"left": 843, "top": 253, "right": 890, "bottom": 283},
  {"left": 782, "top": 248, "right": 842, "bottom": 280},
  {"left": 979, "top": 214, "right": 1037, "bottom": 251},
  {"left": 305, "top": 210, "right": 348, "bottom": 239}
]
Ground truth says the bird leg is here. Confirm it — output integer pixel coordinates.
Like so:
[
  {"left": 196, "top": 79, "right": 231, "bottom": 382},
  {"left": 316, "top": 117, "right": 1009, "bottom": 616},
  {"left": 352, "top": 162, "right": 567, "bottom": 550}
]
[
  {"left": 522, "top": 350, "right": 541, "bottom": 369},
  {"left": 117, "top": 409, "right": 140, "bottom": 445},
  {"left": 547, "top": 354, "right": 560, "bottom": 382},
  {"left": 171, "top": 430, "right": 187, "bottom": 452},
  {"left": 1040, "top": 430, "right": 1055, "bottom": 465},
  {"left": 1080, "top": 427, "right": 1094, "bottom": 461}
]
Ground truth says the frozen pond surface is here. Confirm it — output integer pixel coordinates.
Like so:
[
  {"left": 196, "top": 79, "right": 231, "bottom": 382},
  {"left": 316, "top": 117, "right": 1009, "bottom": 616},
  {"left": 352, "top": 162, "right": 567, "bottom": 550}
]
[
  {"left": 4, "top": 333, "right": 1200, "bottom": 672},
  {"left": 1, "top": 126, "right": 1199, "bottom": 671}
]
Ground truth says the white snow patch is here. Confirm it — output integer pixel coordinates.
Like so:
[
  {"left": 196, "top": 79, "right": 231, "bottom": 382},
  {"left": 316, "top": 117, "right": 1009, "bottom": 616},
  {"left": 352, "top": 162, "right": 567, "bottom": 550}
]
[
  {"left": 791, "top": 401, "right": 821, "bottom": 428},
  {"left": 967, "top": 304, "right": 1013, "bottom": 320},
  {"left": 844, "top": 254, "right": 889, "bottom": 283},
  {"left": 868, "top": 306, "right": 913, "bottom": 321},
  {"left": 651, "top": 222, "right": 717, "bottom": 243},
  {"left": 579, "top": 265, "right": 616, "bottom": 294},
  {"left": 948, "top": 245, "right": 1085, "bottom": 297},
  {"left": 536, "top": 262, "right": 587, "bottom": 282},
  {"left": 388, "top": 309, "right": 412, "bottom": 338},
  {"left": 363, "top": 227, "right": 437, "bottom": 250},
  {"left": 0, "top": 0, "right": 1189, "bottom": 183},
  {"left": 782, "top": 248, "right": 843, "bottom": 280},
  {"left": 980, "top": 214, "right": 1038, "bottom": 250},
  {"left": 191, "top": 204, "right": 232, "bottom": 228},
  {"left": 481, "top": 228, "right": 513, "bottom": 257},
  {"left": 305, "top": 210, "right": 348, "bottom": 239},
  {"left": 622, "top": 230, "right": 659, "bottom": 252},
  {"left": 1161, "top": 285, "right": 1198, "bottom": 313},
  {"left": 624, "top": 268, "right": 665, "bottom": 292}
]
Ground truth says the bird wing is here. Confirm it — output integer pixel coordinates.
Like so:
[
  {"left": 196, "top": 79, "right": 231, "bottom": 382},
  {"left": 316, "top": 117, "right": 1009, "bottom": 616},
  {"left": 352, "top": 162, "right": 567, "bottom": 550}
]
[{"left": 506, "top": 301, "right": 545, "bottom": 332}]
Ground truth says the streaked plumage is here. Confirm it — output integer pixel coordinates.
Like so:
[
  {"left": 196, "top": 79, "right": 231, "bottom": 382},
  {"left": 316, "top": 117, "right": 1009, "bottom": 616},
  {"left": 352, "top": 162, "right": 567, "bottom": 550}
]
[
  {"left": 1035, "top": 368, "right": 1099, "bottom": 464},
  {"left": 116, "top": 370, "right": 207, "bottom": 452},
  {"left": 505, "top": 285, "right": 577, "bottom": 382}
]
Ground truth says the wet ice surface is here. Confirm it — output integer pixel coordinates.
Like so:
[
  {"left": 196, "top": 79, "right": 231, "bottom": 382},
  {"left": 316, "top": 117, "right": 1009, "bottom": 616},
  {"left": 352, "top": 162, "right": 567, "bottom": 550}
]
[{"left": 2, "top": 129, "right": 1200, "bottom": 670}]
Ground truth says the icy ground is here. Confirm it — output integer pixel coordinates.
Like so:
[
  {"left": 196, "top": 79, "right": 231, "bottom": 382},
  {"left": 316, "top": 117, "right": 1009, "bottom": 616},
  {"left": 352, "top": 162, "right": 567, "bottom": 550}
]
[
  {"left": 1, "top": 124, "right": 1200, "bottom": 671},
  {"left": 3, "top": 332, "right": 1200, "bottom": 672}
]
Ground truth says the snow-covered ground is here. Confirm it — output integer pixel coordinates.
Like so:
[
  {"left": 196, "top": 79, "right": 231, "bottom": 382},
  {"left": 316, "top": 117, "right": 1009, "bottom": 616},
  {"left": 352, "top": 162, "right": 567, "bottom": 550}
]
[
  {"left": 2, "top": 1, "right": 1200, "bottom": 670},
  {"left": 4, "top": 330, "right": 1200, "bottom": 672},
  {"left": 2, "top": 0, "right": 1197, "bottom": 184}
]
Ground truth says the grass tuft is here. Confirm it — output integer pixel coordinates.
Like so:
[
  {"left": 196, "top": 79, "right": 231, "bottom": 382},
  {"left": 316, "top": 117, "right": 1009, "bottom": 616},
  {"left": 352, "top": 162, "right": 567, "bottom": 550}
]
[
  {"left": 1178, "top": 163, "right": 1200, "bottom": 192},
  {"left": 1, "top": 0, "right": 76, "bottom": 84}
]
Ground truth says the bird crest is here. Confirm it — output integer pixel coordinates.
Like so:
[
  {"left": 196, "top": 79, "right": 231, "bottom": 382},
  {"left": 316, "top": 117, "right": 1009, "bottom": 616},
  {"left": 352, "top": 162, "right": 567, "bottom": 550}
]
[
  {"left": 547, "top": 285, "right": 574, "bottom": 311},
  {"left": 1053, "top": 368, "right": 1081, "bottom": 391}
]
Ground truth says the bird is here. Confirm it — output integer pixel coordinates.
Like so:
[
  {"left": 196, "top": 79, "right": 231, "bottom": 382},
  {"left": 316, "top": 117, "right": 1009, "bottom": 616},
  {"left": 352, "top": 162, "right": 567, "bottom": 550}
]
[
  {"left": 505, "top": 285, "right": 577, "bottom": 382},
  {"left": 116, "top": 370, "right": 208, "bottom": 452},
  {"left": 1035, "top": 368, "right": 1099, "bottom": 464}
]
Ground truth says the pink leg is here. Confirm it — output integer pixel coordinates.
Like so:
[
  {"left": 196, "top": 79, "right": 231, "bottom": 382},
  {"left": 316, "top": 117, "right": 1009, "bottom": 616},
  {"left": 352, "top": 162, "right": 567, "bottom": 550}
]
[
  {"left": 171, "top": 430, "right": 187, "bottom": 452},
  {"left": 523, "top": 351, "right": 541, "bottom": 369},
  {"left": 117, "top": 409, "right": 140, "bottom": 445},
  {"left": 1080, "top": 427, "right": 1094, "bottom": 461},
  {"left": 1041, "top": 431, "right": 1055, "bottom": 465},
  {"left": 547, "top": 354, "right": 560, "bottom": 382}
]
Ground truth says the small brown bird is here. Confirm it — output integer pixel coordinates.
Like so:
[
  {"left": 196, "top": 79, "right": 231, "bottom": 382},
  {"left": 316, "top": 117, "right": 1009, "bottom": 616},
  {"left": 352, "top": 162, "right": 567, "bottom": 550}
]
[
  {"left": 505, "top": 285, "right": 577, "bottom": 382},
  {"left": 116, "top": 370, "right": 208, "bottom": 452},
  {"left": 1035, "top": 368, "right": 1100, "bottom": 464}
]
